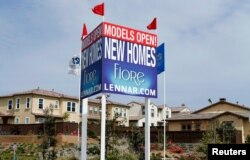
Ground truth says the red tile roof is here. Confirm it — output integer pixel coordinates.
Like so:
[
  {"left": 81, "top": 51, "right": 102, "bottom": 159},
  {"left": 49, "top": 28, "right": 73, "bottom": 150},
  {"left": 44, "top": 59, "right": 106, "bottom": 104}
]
[{"left": 0, "top": 88, "right": 78, "bottom": 100}]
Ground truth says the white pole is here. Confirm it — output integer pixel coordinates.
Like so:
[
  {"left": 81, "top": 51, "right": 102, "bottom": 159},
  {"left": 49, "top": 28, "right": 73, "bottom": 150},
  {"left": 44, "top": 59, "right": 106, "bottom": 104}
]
[
  {"left": 80, "top": 35, "right": 88, "bottom": 160},
  {"left": 145, "top": 98, "right": 151, "bottom": 160},
  {"left": 81, "top": 98, "right": 88, "bottom": 160},
  {"left": 163, "top": 70, "right": 166, "bottom": 160},
  {"left": 101, "top": 94, "right": 106, "bottom": 160},
  {"left": 77, "top": 50, "right": 81, "bottom": 157}
]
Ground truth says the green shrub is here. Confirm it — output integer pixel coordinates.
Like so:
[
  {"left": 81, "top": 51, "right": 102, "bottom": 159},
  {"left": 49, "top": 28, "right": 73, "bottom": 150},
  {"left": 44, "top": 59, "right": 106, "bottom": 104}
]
[
  {"left": 87, "top": 130, "right": 97, "bottom": 138},
  {"left": 151, "top": 153, "right": 162, "bottom": 160},
  {"left": 245, "top": 134, "right": 250, "bottom": 143},
  {"left": 87, "top": 145, "right": 100, "bottom": 155}
]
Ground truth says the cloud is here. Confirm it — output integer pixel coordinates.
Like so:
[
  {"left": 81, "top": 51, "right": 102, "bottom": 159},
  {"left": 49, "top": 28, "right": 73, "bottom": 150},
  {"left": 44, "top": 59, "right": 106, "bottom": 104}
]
[{"left": 1, "top": 0, "right": 250, "bottom": 110}]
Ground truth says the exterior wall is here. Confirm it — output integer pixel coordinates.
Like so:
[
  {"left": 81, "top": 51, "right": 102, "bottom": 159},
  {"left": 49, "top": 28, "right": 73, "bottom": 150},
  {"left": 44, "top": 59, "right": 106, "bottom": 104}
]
[
  {"left": 243, "top": 119, "right": 250, "bottom": 143},
  {"left": 109, "top": 104, "right": 129, "bottom": 126},
  {"left": 128, "top": 102, "right": 143, "bottom": 116},
  {"left": 0, "top": 95, "right": 35, "bottom": 124},
  {"left": 0, "top": 97, "right": 10, "bottom": 113},
  {"left": 128, "top": 102, "right": 164, "bottom": 127},
  {"left": 158, "top": 107, "right": 172, "bottom": 120},
  {"left": 60, "top": 98, "right": 79, "bottom": 123},
  {"left": 88, "top": 102, "right": 101, "bottom": 122},
  {"left": 0, "top": 94, "right": 79, "bottom": 124},
  {"left": 166, "top": 107, "right": 172, "bottom": 118},
  {"left": 168, "top": 120, "right": 209, "bottom": 131},
  {"left": 168, "top": 121, "right": 182, "bottom": 131},
  {"left": 194, "top": 102, "right": 250, "bottom": 143},
  {"left": 215, "top": 114, "right": 245, "bottom": 143},
  {"left": 138, "top": 118, "right": 145, "bottom": 126},
  {"left": 216, "top": 114, "right": 244, "bottom": 131},
  {"left": 168, "top": 114, "right": 250, "bottom": 143},
  {"left": 32, "top": 95, "right": 61, "bottom": 116},
  {"left": 14, "top": 95, "right": 31, "bottom": 124},
  {"left": 151, "top": 104, "right": 160, "bottom": 126},
  {"left": 87, "top": 101, "right": 129, "bottom": 127}
]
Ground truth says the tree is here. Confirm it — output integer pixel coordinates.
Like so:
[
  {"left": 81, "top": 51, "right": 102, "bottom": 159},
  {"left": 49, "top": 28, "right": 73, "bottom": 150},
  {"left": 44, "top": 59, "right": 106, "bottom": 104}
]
[
  {"left": 245, "top": 134, "right": 250, "bottom": 143},
  {"left": 62, "top": 112, "right": 70, "bottom": 121},
  {"left": 39, "top": 104, "right": 57, "bottom": 160},
  {"left": 129, "top": 127, "right": 145, "bottom": 160},
  {"left": 216, "top": 122, "right": 237, "bottom": 143},
  {"left": 198, "top": 120, "right": 221, "bottom": 155}
]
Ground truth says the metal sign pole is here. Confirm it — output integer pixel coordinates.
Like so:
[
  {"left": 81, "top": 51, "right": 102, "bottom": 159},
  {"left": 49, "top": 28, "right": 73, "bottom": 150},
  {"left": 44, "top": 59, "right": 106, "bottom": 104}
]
[
  {"left": 145, "top": 98, "right": 151, "bottom": 160},
  {"left": 81, "top": 98, "right": 88, "bottom": 160},
  {"left": 101, "top": 94, "right": 106, "bottom": 160},
  {"left": 163, "top": 70, "right": 166, "bottom": 160}
]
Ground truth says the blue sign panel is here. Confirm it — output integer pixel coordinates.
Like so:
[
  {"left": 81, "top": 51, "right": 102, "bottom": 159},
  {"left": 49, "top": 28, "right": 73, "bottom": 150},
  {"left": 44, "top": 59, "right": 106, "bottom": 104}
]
[
  {"left": 81, "top": 38, "right": 103, "bottom": 98},
  {"left": 81, "top": 22, "right": 158, "bottom": 99},
  {"left": 156, "top": 43, "right": 165, "bottom": 74},
  {"left": 102, "top": 37, "right": 157, "bottom": 98}
]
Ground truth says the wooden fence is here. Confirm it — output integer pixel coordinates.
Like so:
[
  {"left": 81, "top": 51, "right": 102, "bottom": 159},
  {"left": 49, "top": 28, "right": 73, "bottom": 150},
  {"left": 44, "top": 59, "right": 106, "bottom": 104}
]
[{"left": 0, "top": 123, "right": 204, "bottom": 143}]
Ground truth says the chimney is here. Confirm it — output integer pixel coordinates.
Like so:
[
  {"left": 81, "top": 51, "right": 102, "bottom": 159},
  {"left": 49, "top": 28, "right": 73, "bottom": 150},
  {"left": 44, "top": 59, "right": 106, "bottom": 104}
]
[{"left": 219, "top": 98, "right": 226, "bottom": 102}]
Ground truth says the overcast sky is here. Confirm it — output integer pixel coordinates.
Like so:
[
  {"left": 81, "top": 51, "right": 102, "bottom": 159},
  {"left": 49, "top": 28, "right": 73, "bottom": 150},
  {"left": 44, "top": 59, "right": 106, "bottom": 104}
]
[{"left": 1, "top": 0, "right": 250, "bottom": 110}]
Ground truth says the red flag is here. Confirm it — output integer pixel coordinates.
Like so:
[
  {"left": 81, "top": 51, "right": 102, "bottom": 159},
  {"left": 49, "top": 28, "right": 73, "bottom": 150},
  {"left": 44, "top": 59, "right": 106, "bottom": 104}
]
[
  {"left": 92, "top": 3, "right": 104, "bottom": 16},
  {"left": 81, "top": 23, "right": 87, "bottom": 40},
  {"left": 147, "top": 18, "right": 157, "bottom": 30}
]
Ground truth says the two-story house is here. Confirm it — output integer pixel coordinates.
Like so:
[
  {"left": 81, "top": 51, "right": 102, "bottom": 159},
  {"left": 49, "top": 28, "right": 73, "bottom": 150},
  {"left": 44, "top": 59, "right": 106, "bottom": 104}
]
[
  {"left": 167, "top": 98, "right": 250, "bottom": 143},
  {"left": 157, "top": 104, "right": 172, "bottom": 126},
  {"left": 0, "top": 88, "right": 79, "bottom": 124},
  {"left": 87, "top": 97, "right": 130, "bottom": 127},
  {"left": 128, "top": 101, "right": 172, "bottom": 127}
]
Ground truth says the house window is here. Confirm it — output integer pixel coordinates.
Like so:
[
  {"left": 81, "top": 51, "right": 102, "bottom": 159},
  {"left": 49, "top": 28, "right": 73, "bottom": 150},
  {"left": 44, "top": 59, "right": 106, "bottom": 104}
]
[
  {"left": 181, "top": 124, "right": 191, "bottom": 131},
  {"left": 15, "top": 118, "right": 19, "bottom": 124},
  {"left": 54, "top": 100, "right": 59, "bottom": 109},
  {"left": 114, "top": 108, "right": 119, "bottom": 117},
  {"left": 223, "top": 121, "right": 233, "bottom": 127},
  {"left": 37, "top": 118, "right": 45, "bottom": 123},
  {"left": 142, "top": 106, "right": 145, "bottom": 115},
  {"left": 25, "top": 117, "right": 30, "bottom": 124},
  {"left": 7, "top": 100, "right": 13, "bottom": 110},
  {"left": 67, "top": 102, "right": 76, "bottom": 112},
  {"left": 116, "top": 108, "right": 119, "bottom": 117},
  {"left": 89, "top": 107, "right": 93, "bottom": 114},
  {"left": 38, "top": 99, "right": 44, "bottom": 109},
  {"left": 166, "top": 111, "right": 169, "bottom": 118},
  {"left": 94, "top": 107, "right": 98, "bottom": 114},
  {"left": 195, "top": 123, "right": 201, "bottom": 131},
  {"left": 26, "top": 97, "right": 30, "bottom": 109},
  {"left": 151, "top": 109, "right": 154, "bottom": 117},
  {"left": 16, "top": 98, "right": 20, "bottom": 109},
  {"left": 72, "top": 102, "right": 76, "bottom": 112},
  {"left": 123, "top": 109, "right": 126, "bottom": 117},
  {"left": 67, "top": 102, "right": 71, "bottom": 111}
]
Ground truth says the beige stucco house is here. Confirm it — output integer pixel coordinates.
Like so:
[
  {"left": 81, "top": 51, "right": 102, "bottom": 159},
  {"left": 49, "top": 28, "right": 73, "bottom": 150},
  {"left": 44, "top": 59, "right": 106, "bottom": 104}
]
[
  {"left": 0, "top": 88, "right": 79, "bottom": 124},
  {"left": 87, "top": 97, "right": 130, "bottom": 127},
  {"left": 128, "top": 101, "right": 172, "bottom": 127},
  {"left": 0, "top": 89, "right": 130, "bottom": 127},
  {"left": 167, "top": 98, "right": 250, "bottom": 143}
]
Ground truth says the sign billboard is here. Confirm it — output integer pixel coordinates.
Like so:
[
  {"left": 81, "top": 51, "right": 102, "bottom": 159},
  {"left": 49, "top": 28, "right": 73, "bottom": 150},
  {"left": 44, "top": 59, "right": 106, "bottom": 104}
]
[{"left": 81, "top": 22, "right": 158, "bottom": 99}]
